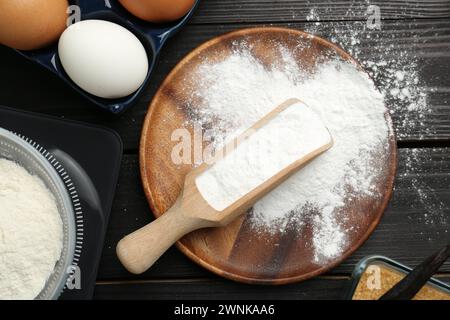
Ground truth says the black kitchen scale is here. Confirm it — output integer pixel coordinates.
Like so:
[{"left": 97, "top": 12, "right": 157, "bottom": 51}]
[{"left": 0, "top": 105, "right": 122, "bottom": 300}]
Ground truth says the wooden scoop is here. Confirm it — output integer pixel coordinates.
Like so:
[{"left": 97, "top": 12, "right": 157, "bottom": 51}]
[{"left": 117, "top": 98, "right": 333, "bottom": 274}]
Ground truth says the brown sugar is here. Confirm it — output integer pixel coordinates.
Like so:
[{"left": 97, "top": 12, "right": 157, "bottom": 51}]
[{"left": 353, "top": 263, "right": 450, "bottom": 300}]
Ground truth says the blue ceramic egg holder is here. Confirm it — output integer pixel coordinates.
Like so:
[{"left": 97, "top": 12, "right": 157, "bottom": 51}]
[{"left": 14, "top": 0, "right": 200, "bottom": 114}]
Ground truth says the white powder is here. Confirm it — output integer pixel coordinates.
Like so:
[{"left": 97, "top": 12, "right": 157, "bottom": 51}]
[
  {"left": 302, "top": 4, "right": 448, "bottom": 237},
  {"left": 185, "top": 43, "right": 391, "bottom": 264},
  {"left": 0, "top": 159, "right": 63, "bottom": 300},
  {"left": 303, "top": 7, "right": 432, "bottom": 139},
  {"left": 196, "top": 101, "right": 332, "bottom": 211}
]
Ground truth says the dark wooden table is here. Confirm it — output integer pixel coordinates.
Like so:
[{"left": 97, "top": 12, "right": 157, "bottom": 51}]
[{"left": 1, "top": 0, "right": 449, "bottom": 300}]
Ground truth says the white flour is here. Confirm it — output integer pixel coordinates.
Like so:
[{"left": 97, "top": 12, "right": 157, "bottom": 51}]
[
  {"left": 186, "top": 44, "right": 391, "bottom": 264},
  {"left": 303, "top": 15, "right": 432, "bottom": 140},
  {"left": 196, "top": 101, "right": 332, "bottom": 211},
  {"left": 302, "top": 4, "right": 448, "bottom": 236},
  {"left": 0, "top": 159, "right": 63, "bottom": 300}
]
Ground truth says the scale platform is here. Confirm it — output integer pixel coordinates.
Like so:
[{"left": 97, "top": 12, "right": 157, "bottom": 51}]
[{"left": 0, "top": 106, "right": 122, "bottom": 300}]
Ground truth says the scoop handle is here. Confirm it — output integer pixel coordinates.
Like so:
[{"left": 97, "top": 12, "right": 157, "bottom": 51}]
[{"left": 116, "top": 198, "right": 207, "bottom": 274}]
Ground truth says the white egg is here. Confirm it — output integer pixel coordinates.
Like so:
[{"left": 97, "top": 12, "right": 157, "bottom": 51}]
[{"left": 58, "top": 20, "right": 149, "bottom": 99}]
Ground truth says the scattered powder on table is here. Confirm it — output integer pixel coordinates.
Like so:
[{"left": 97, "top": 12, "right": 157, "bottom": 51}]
[
  {"left": 303, "top": 11, "right": 432, "bottom": 140},
  {"left": 301, "top": 4, "right": 448, "bottom": 234},
  {"left": 196, "top": 101, "right": 332, "bottom": 212},
  {"left": 184, "top": 44, "right": 391, "bottom": 264},
  {"left": 0, "top": 159, "right": 63, "bottom": 300}
]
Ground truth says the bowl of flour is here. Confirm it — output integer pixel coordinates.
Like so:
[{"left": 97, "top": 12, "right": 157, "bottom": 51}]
[{"left": 0, "top": 128, "right": 75, "bottom": 300}]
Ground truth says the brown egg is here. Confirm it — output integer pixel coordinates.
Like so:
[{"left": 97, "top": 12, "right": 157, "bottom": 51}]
[
  {"left": 119, "top": 0, "right": 195, "bottom": 23},
  {"left": 0, "top": 0, "right": 68, "bottom": 51}
]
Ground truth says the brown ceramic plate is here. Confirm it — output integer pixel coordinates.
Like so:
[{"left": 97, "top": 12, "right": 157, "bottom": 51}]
[{"left": 140, "top": 27, "right": 397, "bottom": 285}]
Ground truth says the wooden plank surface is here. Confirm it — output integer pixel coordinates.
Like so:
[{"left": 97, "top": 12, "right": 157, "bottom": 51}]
[
  {"left": 0, "top": 19, "right": 449, "bottom": 149},
  {"left": 93, "top": 276, "right": 450, "bottom": 300},
  {"left": 94, "top": 277, "right": 350, "bottom": 300},
  {"left": 97, "top": 148, "right": 450, "bottom": 281},
  {"left": 0, "top": 0, "right": 449, "bottom": 300},
  {"left": 191, "top": 0, "right": 450, "bottom": 24}
]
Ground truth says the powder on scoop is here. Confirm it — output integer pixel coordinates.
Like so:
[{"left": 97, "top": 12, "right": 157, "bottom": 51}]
[{"left": 196, "top": 101, "right": 332, "bottom": 211}]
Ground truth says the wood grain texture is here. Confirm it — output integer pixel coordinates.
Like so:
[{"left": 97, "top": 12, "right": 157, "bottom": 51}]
[
  {"left": 94, "top": 276, "right": 350, "bottom": 300},
  {"left": 99, "top": 148, "right": 450, "bottom": 280},
  {"left": 93, "top": 276, "right": 450, "bottom": 300},
  {"left": 191, "top": 0, "right": 450, "bottom": 24},
  {"left": 0, "top": 19, "right": 449, "bottom": 148}
]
